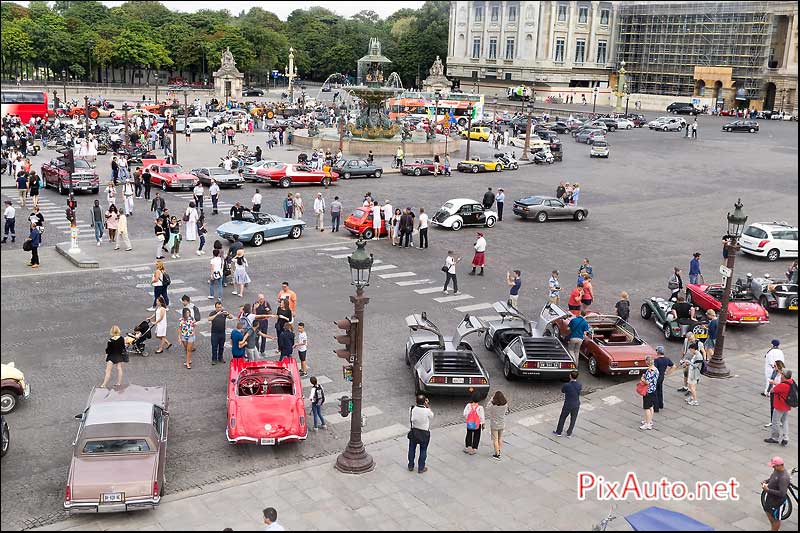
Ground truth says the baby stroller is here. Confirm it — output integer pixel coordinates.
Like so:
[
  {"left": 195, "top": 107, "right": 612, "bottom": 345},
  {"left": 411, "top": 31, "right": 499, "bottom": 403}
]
[{"left": 125, "top": 320, "right": 153, "bottom": 357}]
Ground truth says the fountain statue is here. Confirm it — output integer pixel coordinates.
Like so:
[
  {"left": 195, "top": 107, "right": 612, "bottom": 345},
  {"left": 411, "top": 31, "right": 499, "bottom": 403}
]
[{"left": 346, "top": 38, "right": 402, "bottom": 139}]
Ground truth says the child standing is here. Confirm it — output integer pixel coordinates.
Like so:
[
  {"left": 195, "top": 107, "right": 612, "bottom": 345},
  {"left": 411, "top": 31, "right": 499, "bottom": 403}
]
[
  {"left": 614, "top": 291, "right": 630, "bottom": 321},
  {"left": 308, "top": 376, "right": 327, "bottom": 431},
  {"left": 295, "top": 322, "right": 309, "bottom": 376}
]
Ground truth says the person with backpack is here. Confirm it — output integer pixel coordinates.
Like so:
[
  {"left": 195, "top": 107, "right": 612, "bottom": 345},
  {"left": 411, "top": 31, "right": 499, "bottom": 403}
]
[
  {"left": 148, "top": 260, "right": 170, "bottom": 311},
  {"left": 307, "top": 376, "right": 327, "bottom": 431},
  {"left": 766, "top": 360, "right": 786, "bottom": 429},
  {"left": 408, "top": 395, "right": 434, "bottom": 473},
  {"left": 463, "top": 392, "right": 485, "bottom": 455},
  {"left": 765, "top": 368, "right": 796, "bottom": 446}
]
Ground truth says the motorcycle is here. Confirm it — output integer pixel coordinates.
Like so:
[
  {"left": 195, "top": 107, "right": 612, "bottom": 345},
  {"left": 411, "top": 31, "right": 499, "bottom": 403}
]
[
  {"left": 532, "top": 149, "right": 554, "bottom": 165},
  {"left": 494, "top": 152, "right": 519, "bottom": 170}
]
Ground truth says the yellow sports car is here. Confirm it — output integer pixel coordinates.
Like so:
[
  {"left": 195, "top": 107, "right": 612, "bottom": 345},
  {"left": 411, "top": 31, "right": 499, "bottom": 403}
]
[{"left": 456, "top": 159, "right": 504, "bottom": 173}]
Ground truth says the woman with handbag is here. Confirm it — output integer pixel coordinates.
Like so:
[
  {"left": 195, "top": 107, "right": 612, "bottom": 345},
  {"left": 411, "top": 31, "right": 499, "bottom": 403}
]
[
  {"left": 463, "top": 392, "right": 486, "bottom": 455},
  {"left": 148, "top": 260, "right": 170, "bottom": 311},
  {"left": 105, "top": 204, "right": 119, "bottom": 244},
  {"left": 684, "top": 343, "right": 704, "bottom": 406},
  {"left": 177, "top": 307, "right": 196, "bottom": 369},
  {"left": 168, "top": 216, "right": 181, "bottom": 258},
  {"left": 209, "top": 248, "right": 224, "bottom": 301},
  {"left": 101, "top": 325, "right": 127, "bottom": 388},
  {"left": 639, "top": 356, "right": 659, "bottom": 430}
]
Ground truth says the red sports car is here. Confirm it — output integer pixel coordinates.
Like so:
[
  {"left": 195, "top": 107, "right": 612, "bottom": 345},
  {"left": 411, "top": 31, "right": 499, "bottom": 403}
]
[
  {"left": 256, "top": 163, "right": 337, "bottom": 188},
  {"left": 686, "top": 283, "right": 769, "bottom": 324},
  {"left": 142, "top": 159, "right": 199, "bottom": 191},
  {"left": 401, "top": 159, "right": 440, "bottom": 176},
  {"left": 226, "top": 358, "right": 308, "bottom": 445},
  {"left": 343, "top": 207, "right": 389, "bottom": 240}
]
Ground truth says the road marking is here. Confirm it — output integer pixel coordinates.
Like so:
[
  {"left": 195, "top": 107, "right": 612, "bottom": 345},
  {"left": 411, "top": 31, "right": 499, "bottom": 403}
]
[
  {"left": 137, "top": 274, "right": 152, "bottom": 279},
  {"left": 329, "top": 253, "right": 351, "bottom": 259},
  {"left": 414, "top": 287, "right": 445, "bottom": 294},
  {"left": 320, "top": 246, "right": 350, "bottom": 251},
  {"left": 601, "top": 395, "right": 623, "bottom": 406},
  {"left": 581, "top": 403, "right": 596, "bottom": 412},
  {"left": 454, "top": 302, "right": 494, "bottom": 312},
  {"left": 328, "top": 405, "right": 382, "bottom": 424},
  {"left": 378, "top": 271, "right": 416, "bottom": 279},
  {"left": 197, "top": 304, "right": 217, "bottom": 312},
  {"left": 434, "top": 294, "right": 474, "bottom": 303},
  {"left": 396, "top": 279, "right": 433, "bottom": 286},
  {"left": 363, "top": 423, "right": 408, "bottom": 444},
  {"left": 302, "top": 375, "right": 332, "bottom": 388},
  {"left": 370, "top": 264, "right": 397, "bottom": 271}
]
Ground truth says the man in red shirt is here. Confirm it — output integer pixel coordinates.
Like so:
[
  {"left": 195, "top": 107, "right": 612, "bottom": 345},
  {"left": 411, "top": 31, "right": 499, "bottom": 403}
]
[
  {"left": 567, "top": 282, "right": 584, "bottom": 316},
  {"left": 765, "top": 368, "right": 794, "bottom": 446}
]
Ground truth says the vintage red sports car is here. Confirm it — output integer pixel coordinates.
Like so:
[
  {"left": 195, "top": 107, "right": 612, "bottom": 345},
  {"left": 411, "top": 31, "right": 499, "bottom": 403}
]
[
  {"left": 343, "top": 207, "right": 389, "bottom": 240},
  {"left": 256, "top": 163, "right": 337, "bottom": 188},
  {"left": 142, "top": 159, "right": 199, "bottom": 192},
  {"left": 685, "top": 283, "right": 769, "bottom": 324},
  {"left": 226, "top": 358, "right": 308, "bottom": 445},
  {"left": 401, "top": 159, "right": 440, "bottom": 176},
  {"left": 553, "top": 314, "right": 655, "bottom": 376}
]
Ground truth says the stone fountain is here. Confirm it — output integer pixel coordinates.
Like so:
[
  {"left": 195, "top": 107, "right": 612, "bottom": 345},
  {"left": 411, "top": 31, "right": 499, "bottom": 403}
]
[{"left": 347, "top": 38, "right": 401, "bottom": 139}]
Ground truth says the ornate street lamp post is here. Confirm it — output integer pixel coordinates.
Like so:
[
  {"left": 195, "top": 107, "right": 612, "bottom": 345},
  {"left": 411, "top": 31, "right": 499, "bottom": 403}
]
[
  {"left": 335, "top": 238, "right": 375, "bottom": 474},
  {"left": 703, "top": 199, "right": 748, "bottom": 379},
  {"left": 615, "top": 61, "right": 627, "bottom": 114},
  {"left": 62, "top": 69, "right": 68, "bottom": 103},
  {"left": 285, "top": 47, "right": 298, "bottom": 104},
  {"left": 465, "top": 103, "right": 474, "bottom": 161},
  {"left": 491, "top": 95, "right": 497, "bottom": 133},
  {"left": 84, "top": 95, "right": 90, "bottom": 141},
  {"left": 170, "top": 101, "right": 179, "bottom": 164},
  {"left": 183, "top": 86, "right": 190, "bottom": 134},
  {"left": 592, "top": 86, "right": 599, "bottom": 115},
  {"left": 521, "top": 94, "right": 534, "bottom": 161},
  {"left": 122, "top": 103, "right": 130, "bottom": 150},
  {"left": 338, "top": 103, "right": 347, "bottom": 153},
  {"left": 624, "top": 83, "right": 631, "bottom": 117}
]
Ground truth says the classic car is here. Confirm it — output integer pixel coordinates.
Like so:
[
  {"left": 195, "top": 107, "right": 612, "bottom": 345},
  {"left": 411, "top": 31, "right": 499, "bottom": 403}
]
[
  {"left": 142, "top": 159, "right": 199, "bottom": 191},
  {"left": 508, "top": 135, "right": 551, "bottom": 151},
  {"left": 175, "top": 117, "right": 214, "bottom": 132},
  {"left": 1, "top": 415, "right": 8, "bottom": 458},
  {"left": 722, "top": 120, "right": 759, "bottom": 133},
  {"left": 460, "top": 126, "right": 491, "bottom": 141},
  {"left": 241, "top": 160, "right": 280, "bottom": 182},
  {"left": 64, "top": 384, "right": 168, "bottom": 514},
  {"left": 242, "top": 88, "right": 265, "bottom": 97},
  {"left": 1, "top": 362, "right": 31, "bottom": 414},
  {"left": 456, "top": 158, "right": 504, "bottom": 173},
  {"left": 226, "top": 358, "right": 307, "bottom": 445},
  {"left": 579, "top": 120, "right": 609, "bottom": 132},
  {"left": 648, "top": 116, "right": 686, "bottom": 130},
  {"left": 685, "top": 283, "right": 770, "bottom": 324},
  {"left": 736, "top": 273, "right": 798, "bottom": 312},
  {"left": 257, "top": 163, "right": 337, "bottom": 188},
  {"left": 431, "top": 198, "right": 498, "bottom": 231},
  {"left": 343, "top": 207, "right": 388, "bottom": 240},
  {"left": 332, "top": 159, "right": 383, "bottom": 179},
  {"left": 512, "top": 196, "right": 588, "bottom": 222},
  {"left": 552, "top": 315, "right": 656, "bottom": 376},
  {"left": 483, "top": 302, "right": 576, "bottom": 380},
  {"left": 405, "top": 313, "right": 490, "bottom": 399},
  {"left": 590, "top": 140, "right": 610, "bottom": 158},
  {"left": 640, "top": 297, "right": 709, "bottom": 341},
  {"left": 401, "top": 159, "right": 440, "bottom": 176},
  {"left": 41, "top": 157, "right": 100, "bottom": 195},
  {"left": 547, "top": 121, "right": 573, "bottom": 134},
  {"left": 739, "top": 222, "right": 798, "bottom": 261},
  {"left": 593, "top": 118, "right": 619, "bottom": 132},
  {"left": 624, "top": 114, "right": 647, "bottom": 127},
  {"left": 191, "top": 167, "right": 244, "bottom": 188},
  {"left": 574, "top": 129, "right": 606, "bottom": 144},
  {"left": 216, "top": 211, "right": 305, "bottom": 247}
]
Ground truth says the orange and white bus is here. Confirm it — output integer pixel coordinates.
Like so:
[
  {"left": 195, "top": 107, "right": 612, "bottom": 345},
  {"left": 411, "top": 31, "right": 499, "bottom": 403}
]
[{"left": 388, "top": 92, "right": 484, "bottom": 128}]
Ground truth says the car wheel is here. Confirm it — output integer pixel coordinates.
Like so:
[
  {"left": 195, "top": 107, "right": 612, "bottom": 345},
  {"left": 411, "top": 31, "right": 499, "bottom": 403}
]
[
  {"left": 588, "top": 356, "right": 599, "bottom": 376},
  {"left": 484, "top": 332, "right": 494, "bottom": 351},
  {"left": 161, "top": 180, "right": 168, "bottom": 192},
  {"left": 362, "top": 228, "right": 374, "bottom": 240},
  {"left": 451, "top": 219, "right": 462, "bottom": 231},
  {"left": 321, "top": 177, "right": 331, "bottom": 187},
  {"left": 536, "top": 211, "right": 548, "bottom": 223},
  {"left": 627, "top": 125, "right": 633, "bottom": 130},
  {"left": 374, "top": 170, "right": 382, "bottom": 178},
  {"left": 343, "top": 172, "right": 351, "bottom": 180},
  {"left": 289, "top": 225, "right": 303, "bottom": 239},
  {"left": 503, "top": 357, "right": 515, "bottom": 381},
  {"left": 58, "top": 180, "right": 65, "bottom": 195},
  {"left": 511, "top": 163, "right": 518, "bottom": 170},
  {"left": 725, "top": 127, "right": 731, "bottom": 132},
  {"left": 574, "top": 210, "right": 585, "bottom": 221},
  {"left": 494, "top": 165, "right": 502, "bottom": 172},
  {"left": 749, "top": 128, "right": 755, "bottom": 133},
  {"left": 279, "top": 177, "right": 291, "bottom": 188},
  {"left": 413, "top": 168, "right": 421, "bottom": 176},
  {"left": 663, "top": 324, "right": 673, "bottom": 340},
  {"left": 1, "top": 420, "right": 8, "bottom": 457},
  {"left": 766, "top": 248, "right": 780, "bottom": 262},
  {"left": 252, "top": 232, "right": 264, "bottom": 247},
  {"left": 640, "top": 303, "right": 653, "bottom": 320},
  {"left": 485, "top": 217, "right": 496, "bottom": 228},
  {"left": 471, "top": 165, "right": 479, "bottom": 173},
  {"left": 0, "top": 389, "right": 17, "bottom": 414}
]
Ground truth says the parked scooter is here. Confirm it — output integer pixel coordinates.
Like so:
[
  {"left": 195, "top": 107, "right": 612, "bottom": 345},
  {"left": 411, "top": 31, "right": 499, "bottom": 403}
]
[
  {"left": 494, "top": 152, "right": 519, "bottom": 170},
  {"left": 532, "top": 149, "right": 554, "bottom": 165}
]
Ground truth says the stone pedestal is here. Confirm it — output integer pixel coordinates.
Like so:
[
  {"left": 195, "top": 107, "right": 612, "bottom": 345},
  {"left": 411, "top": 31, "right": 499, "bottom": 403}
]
[{"left": 213, "top": 47, "right": 244, "bottom": 102}]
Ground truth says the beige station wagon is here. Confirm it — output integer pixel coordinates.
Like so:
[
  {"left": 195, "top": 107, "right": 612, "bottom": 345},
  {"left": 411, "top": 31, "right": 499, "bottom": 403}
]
[{"left": 64, "top": 385, "right": 169, "bottom": 514}]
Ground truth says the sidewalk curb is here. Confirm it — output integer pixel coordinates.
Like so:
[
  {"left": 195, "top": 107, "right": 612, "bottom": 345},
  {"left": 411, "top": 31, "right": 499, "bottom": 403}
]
[{"left": 54, "top": 242, "right": 99, "bottom": 268}]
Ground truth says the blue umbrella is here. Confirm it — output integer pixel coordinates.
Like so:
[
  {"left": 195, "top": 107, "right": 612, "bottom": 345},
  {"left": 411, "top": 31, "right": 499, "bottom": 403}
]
[{"left": 625, "top": 506, "right": 714, "bottom": 531}]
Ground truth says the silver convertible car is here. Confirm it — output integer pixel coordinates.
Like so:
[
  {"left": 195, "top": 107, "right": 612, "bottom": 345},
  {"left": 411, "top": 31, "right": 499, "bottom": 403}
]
[
  {"left": 511, "top": 196, "right": 588, "bottom": 222},
  {"left": 216, "top": 211, "right": 305, "bottom": 247}
]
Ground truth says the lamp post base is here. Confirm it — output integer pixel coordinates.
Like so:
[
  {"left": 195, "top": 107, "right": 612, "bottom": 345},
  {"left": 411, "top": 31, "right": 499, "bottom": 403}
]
[
  {"left": 702, "top": 357, "right": 731, "bottom": 379},
  {"left": 335, "top": 442, "right": 374, "bottom": 474}
]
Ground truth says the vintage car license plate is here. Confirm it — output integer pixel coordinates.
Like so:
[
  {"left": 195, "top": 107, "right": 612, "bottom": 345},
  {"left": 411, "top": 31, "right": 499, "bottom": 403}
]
[
  {"left": 742, "top": 316, "right": 757, "bottom": 321},
  {"left": 102, "top": 492, "right": 123, "bottom": 503},
  {"left": 538, "top": 362, "right": 560, "bottom": 368},
  {"left": 628, "top": 369, "right": 641, "bottom": 375},
  {"left": 789, "top": 305, "right": 798, "bottom": 311},
  {"left": 260, "top": 438, "right": 276, "bottom": 445},
  {"left": 450, "top": 377, "right": 465, "bottom": 384},
  {"left": 695, "top": 332, "right": 708, "bottom": 339}
]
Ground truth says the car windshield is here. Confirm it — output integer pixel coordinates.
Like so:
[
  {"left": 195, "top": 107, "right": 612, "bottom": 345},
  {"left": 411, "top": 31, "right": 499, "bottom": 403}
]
[
  {"left": 522, "top": 197, "right": 543, "bottom": 205},
  {"left": 237, "top": 374, "right": 294, "bottom": 396},
  {"left": 207, "top": 168, "right": 229, "bottom": 175},
  {"left": 349, "top": 208, "right": 368, "bottom": 218},
  {"left": 441, "top": 202, "right": 456, "bottom": 212},
  {"left": 593, "top": 141, "right": 608, "bottom": 147},
  {"left": 73, "top": 159, "right": 92, "bottom": 169},
  {"left": 160, "top": 166, "right": 182, "bottom": 173},
  {"left": 82, "top": 438, "right": 151, "bottom": 454}
]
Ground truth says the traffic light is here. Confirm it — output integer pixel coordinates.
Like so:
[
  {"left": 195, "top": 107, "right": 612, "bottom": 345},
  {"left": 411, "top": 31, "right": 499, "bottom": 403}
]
[
  {"left": 333, "top": 317, "right": 358, "bottom": 362},
  {"left": 338, "top": 396, "right": 352, "bottom": 418},
  {"left": 57, "top": 147, "right": 75, "bottom": 174}
]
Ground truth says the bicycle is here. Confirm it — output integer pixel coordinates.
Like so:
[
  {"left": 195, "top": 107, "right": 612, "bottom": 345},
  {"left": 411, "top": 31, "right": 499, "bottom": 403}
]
[
  {"left": 761, "top": 467, "right": 798, "bottom": 520},
  {"left": 592, "top": 504, "right": 617, "bottom": 531}
]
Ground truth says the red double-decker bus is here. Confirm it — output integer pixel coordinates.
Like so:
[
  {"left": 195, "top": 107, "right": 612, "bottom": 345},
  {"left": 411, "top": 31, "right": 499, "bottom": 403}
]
[{"left": 1, "top": 91, "right": 50, "bottom": 123}]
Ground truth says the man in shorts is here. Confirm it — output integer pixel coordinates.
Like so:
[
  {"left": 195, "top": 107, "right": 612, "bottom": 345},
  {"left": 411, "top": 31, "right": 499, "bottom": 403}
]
[{"left": 294, "top": 322, "right": 309, "bottom": 376}]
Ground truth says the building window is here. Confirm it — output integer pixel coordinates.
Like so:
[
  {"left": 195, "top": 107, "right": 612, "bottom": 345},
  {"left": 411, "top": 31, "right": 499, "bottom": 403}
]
[
  {"left": 555, "top": 38, "right": 565, "bottom": 63},
  {"left": 509, "top": 5, "right": 517, "bottom": 22},
  {"left": 471, "top": 70, "right": 479, "bottom": 79},
  {"left": 600, "top": 9, "right": 610, "bottom": 25},
  {"left": 575, "top": 39, "right": 586, "bottom": 63},
  {"left": 475, "top": 6, "right": 483, "bottom": 22},
  {"left": 578, "top": 6, "right": 588, "bottom": 23},
  {"left": 472, "top": 38, "right": 482, "bottom": 59},
  {"left": 505, "top": 72, "right": 512, "bottom": 80},
  {"left": 491, "top": 5, "right": 499, "bottom": 22},
  {"left": 489, "top": 38, "right": 497, "bottom": 59},
  {"left": 596, "top": 41, "right": 607, "bottom": 64},
  {"left": 505, "top": 39, "right": 515, "bottom": 60},
  {"left": 557, "top": 4, "right": 567, "bottom": 22}
]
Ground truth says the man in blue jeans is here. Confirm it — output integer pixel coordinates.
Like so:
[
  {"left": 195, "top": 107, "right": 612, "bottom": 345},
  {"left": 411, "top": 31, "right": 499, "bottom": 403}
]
[
  {"left": 408, "top": 395, "right": 434, "bottom": 473},
  {"left": 208, "top": 302, "right": 232, "bottom": 365},
  {"left": 553, "top": 371, "right": 582, "bottom": 437},
  {"left": 689, "top": 252, "right": 702, "bottom": 284}
]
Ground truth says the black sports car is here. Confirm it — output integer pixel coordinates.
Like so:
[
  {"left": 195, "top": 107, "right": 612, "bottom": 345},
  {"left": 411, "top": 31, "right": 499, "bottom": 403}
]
[{"left": 242, "top": 88, "right": 265, "bottom": 97}]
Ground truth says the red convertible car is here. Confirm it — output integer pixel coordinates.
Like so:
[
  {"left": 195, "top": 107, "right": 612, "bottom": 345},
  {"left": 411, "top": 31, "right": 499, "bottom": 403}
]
[
  {"left": 553, "top": 314, "right": 655, "bottom": 376},
  {"left": 401, "top": 159, "right": 440, "bottom": 176},
  {"left": 255, "top": 163, "right": 338, "bottom": 188},
  {"left": 226, "top": 358, "right": 308, "bottom": 446},
  {"left": 142, "top": 159, "right": 199, "bottom": 191},
  {"left": 343, "top": 207, "right": 388, "bottom": 240},
  {"left": 685, "top": 283, "right": 769, "bottom": 324}
]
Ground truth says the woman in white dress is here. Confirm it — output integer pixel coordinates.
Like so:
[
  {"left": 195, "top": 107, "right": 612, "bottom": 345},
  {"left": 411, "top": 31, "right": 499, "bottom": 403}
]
[
  {"left": 232, "top": 249, "right": 251, "bottom": 299},
  {"left": 293, "top": 193, "right": 303, "bottom": 220},
  {"left": 184, "top": 202, "right": 199, "bottom": 241},
  {"left": 105, "top": 181, "right": 116, "bottom": 208},
  {"left": 148, "top": 296, "right": 172, "bottom": 354}
]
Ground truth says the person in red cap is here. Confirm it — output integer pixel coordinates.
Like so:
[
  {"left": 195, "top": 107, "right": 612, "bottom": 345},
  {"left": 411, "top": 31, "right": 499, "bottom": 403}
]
[
  {"left": 469, "top": 232, "right": 486, "bottom": 276},
  {"left": 762, "top": 456, "right": 790, "bottom": 531}
]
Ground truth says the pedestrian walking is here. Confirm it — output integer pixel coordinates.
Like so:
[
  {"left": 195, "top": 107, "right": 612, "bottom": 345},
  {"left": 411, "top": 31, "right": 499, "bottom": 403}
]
[
  {"left": 177, "top": 307, "right": 196, "bottom": 369},
  {"left": 142, "top": 167, "right": 152, "bottom": 200},
  {"left": 148, "top": 296, "right": 172, "bottom": 353},
  {"left": 330, "top": 196, "right": 342, "bottom": 232},
  {"left": 122, "top": 179, "right": 135, "bottom": 216},
  {"left": 553, "top": 370, "right": 582, "bottom": 437},
  {"left": 2, "top": 200, "right": 16, "bottom": 244},
  {"left": 295, "top": 322, "right": 309, "bottom": 376},
  {"left": 208, "top": 301, "right": 232, "bottom": 365},
  {"left": 101, "top": 325, "right": 128, "bottom": 388},
  {"left": 408, "top": 395, "right": 433, "bottom": 473},
  {"left": 765, "top": 368, "right": 795, "bottom": 446},
  {"left": 313, "top": 193, "right": 325, "bottom": 231},
  {"left": 105, "top": 180, "right": 116, "bottom": 209},
  {"left": 111, "top": 156, "right": 119, "bottom": 184},
  {"left": 148, "top": 260, "right": 170, "bottom": 310},
  {"left": 209, "top": 180, "right": 220, "bottom": 215},
  {"left": 548, "top": 270, "right": 562, "bottom": 304},
  {"left": 482, "top": 187, "right": 495, "bottom": 210},
  {"left": 762, "top": 456, "right": 791, "bottom": 531},
  {"left": 691, "top": 120, "right": 698, "bottom": 139},
  {"left": 668, "top": 266, "right": 684, "bottom": 301},
  {"left": 463, "top": 392, "right": 485, "bottom": 455},
  {"left": 639, "top": 356, "right": 659, "bottom": 430},
  {"left": 193, "top": 183, "right": 204, "bottom": 214},
  {"left": 614, "top": 291, "right": 630, "bottom": 321},
  {"left": 167, "top": 216, "right": 182, "bottom": 258},
  {"left": 495, "top": 188, "right": 505, "bottom": 221},
  {"left": 418, "top": 207, "right": 428, "bottom": 248},
  {"left": 262, "top": 507, "right": 285, "bottom": 531},
  {"left": 15, "top": 167, "right": 28, "bottom": 208},
  {"left": 114, "top": 211, "right": 132, "bottom": 251},
  {"left": 232, "top": 249, "right": 251, "bottom": 298},
  {"left": 133, "top": 168, "right": 143, "bottom": 198},
  {"left": 764, "top": 339, "right": 785, "bottom": 396},
  {"left": 567, "top": 311, "right": 591, "bottom": 361},
  {"left": 105, "top": 204, "right": 119, "bottom": 244},
  {"left": 308, "top": 376, "right": 327, "bottom": 430},
  {"left": 27, "top": 171, "right": 40, "bottom": 209},
  {"left": 486, "top": 391, "right": 509, "bottom": 458},
  {"left": 442, "top": 250, "right": 461, "bottom": 295},
  {"left": 24, "top": 221, "right": 41, "bottom": 268},
  {"left": 682, "top": 342, "right": 703, "bottom": 406},
  {"left": 469, "top": 232, "right": 487, "bottom": 275},
  {"left": 293, "top": 193, "right": 303, "bottom": 220},
  {"left": 652, "top": 346, "right": 674, "bottom": 413},
  {"left": 689, "top": 252, "right": 702, "bottom": 284},
  {"left": 766, "top": 360, "right": 786, "bottom": 428},
  {"left": 507, "top": 270, "right": 522, "bottom": 308}
]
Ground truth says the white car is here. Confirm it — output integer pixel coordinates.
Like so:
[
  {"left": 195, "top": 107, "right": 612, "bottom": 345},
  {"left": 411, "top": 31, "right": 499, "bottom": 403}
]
[
  {"left": 176, "top": 117, "right": 214, "bottom": 132},
  {"left": 648, "top": 116, "right": 686, "bottom": 129},
  {"left": 614, "top": 118, "right": 635, "bottom": 130},
  {"left": 430, "top": 198, "right": 498, "bottom": 231},
  {"left": 508, "top": 136, "right": 550, "bottom": 151},
  {"left": 655, "top": 117, "right": 686, "bottom": 132},
  {"left": 740, "top": 222, "right": 798, "bottom": 262}
]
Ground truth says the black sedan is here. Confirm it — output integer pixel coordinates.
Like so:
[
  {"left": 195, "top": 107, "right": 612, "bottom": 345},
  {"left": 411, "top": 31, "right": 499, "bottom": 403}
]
[
  {"left": 332, "top": 159, "right": 383, "bottom": 179},
  {"left": 242, "top": 88, "right": 265, "bottom": 97},
  {"left": 722, "top": 120, "right": 759, "bottom": 133},
  {"left": 548, "top": 121, "right": 572, "bottom": 134}
]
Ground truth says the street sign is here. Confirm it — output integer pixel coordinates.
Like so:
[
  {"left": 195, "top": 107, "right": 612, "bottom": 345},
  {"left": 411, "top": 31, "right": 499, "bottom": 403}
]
[
  {"left": 719, "top": 265, "right": 732, "bottom": 278},
  {"left": 272, "top": 70, "right": 279, "bottom": 79},
  {"left": 342, "top": 365, "right": 353, "bottom": 382}
]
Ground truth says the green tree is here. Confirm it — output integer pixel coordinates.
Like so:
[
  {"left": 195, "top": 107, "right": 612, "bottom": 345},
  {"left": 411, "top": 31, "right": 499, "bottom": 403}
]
[{"left": 1, "top": 22, "right": 33, "bottom": 79}]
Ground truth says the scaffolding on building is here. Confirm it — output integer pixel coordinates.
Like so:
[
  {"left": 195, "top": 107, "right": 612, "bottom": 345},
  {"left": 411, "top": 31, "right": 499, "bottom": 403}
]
[{"left": 615, "top": 1, "right": 778, "bottom": 98}]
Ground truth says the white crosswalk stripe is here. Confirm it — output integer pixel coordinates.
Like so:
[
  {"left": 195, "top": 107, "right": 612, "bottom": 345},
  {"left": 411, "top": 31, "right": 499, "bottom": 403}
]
[
  {"left": 329, "top": 253, "right": 351, "bottom": 259},
  {"left": 370, "top": 264, "right": 397, "bottom": 272},
  {"left": 320, "top": 246, "right": 350, "bottom": 251},
  {"left": 378, "top": 271, "right": 416, "bottom": 279},
  {"left": 414, "top": 286, "right": 444, "bottom": 294},
  {"left": 433, "top": 294, "right": 474, "bottom": 303},
  {"left": 454, "top": 302, "right": 494, "bottom": 312},
  {"left": 395, "top": 279, "right": 434, "bottom": 286}
]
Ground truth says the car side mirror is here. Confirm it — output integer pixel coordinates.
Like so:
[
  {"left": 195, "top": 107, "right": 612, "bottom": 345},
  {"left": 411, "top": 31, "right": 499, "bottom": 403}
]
[{"left": 75, "top": 414, "right": 83, "bottom": 419}]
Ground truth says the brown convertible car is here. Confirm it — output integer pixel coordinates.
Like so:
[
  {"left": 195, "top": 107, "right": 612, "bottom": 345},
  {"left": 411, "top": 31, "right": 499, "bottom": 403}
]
[{"left": 64, "top": 385, "right": 168, "bottom": 514}]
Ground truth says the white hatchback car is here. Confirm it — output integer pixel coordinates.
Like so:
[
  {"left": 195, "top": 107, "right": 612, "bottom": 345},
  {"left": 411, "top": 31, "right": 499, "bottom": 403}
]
[{"left": 740, "top": 222, "right": 798, "bottom": 262}]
